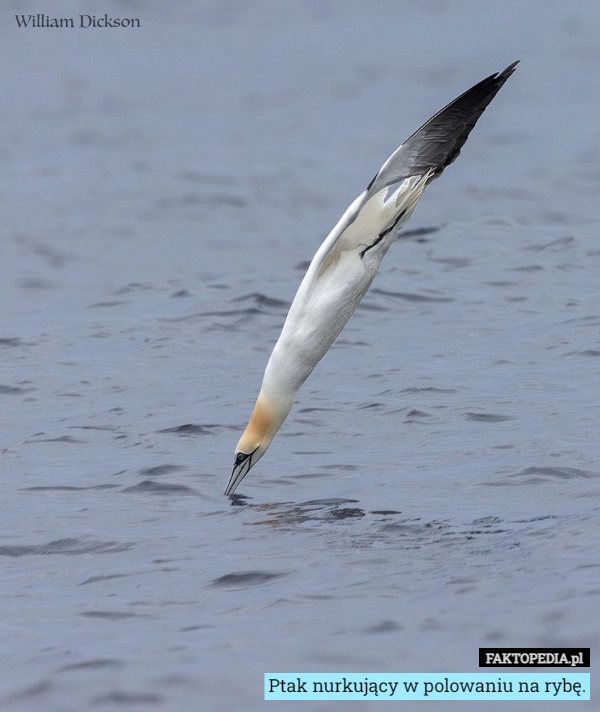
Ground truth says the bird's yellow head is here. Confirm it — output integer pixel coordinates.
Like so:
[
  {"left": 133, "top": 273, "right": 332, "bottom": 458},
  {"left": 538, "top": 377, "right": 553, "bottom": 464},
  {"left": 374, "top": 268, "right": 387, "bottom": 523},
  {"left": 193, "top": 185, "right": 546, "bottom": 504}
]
[{"left": 224, "top": 393, "right": 280, "bottom": 495}]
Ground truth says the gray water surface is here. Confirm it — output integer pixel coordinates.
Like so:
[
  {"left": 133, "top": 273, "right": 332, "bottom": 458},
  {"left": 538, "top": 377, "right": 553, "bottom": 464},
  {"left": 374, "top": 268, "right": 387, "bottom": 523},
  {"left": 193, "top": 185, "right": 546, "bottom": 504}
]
[{"left": 1, "top": 1, "right": 598, "bottom": 710}]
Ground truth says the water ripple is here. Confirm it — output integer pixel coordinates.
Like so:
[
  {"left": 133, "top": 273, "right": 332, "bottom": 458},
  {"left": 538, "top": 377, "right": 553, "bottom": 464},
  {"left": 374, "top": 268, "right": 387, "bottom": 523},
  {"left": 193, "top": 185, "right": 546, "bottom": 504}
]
[
  {"left": 486, "top": 466, "right": 599, "bottom": 486},
  {"left": 212, "top": 571, "right": 288, "bottom": 588},
  {"left": 0, "top": 538, "right": 132, "bottom": 557},
  {"left": 508, "top": 466, "right": 598, "bottom": 482},
  {"left": 122, "top": 480, "right": 199, "bottom": 496},
  {"left": 157, "top": 424, "right": 223, "bottom": 436},
  {"left": 371, "top": 287, "right": 453, "bottom": 302},
  {"left": 91, "top": 690, "right": 163, "bottom": 705},
  {"left": 464, "top": 412, "right": 515, "bottom": 422}
]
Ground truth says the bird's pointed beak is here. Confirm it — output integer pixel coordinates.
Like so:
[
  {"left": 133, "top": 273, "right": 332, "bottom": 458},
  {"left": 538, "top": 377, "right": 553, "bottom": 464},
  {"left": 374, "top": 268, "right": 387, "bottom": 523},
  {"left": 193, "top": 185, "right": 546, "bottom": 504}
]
[{"left": 224, "top": 454, "right": 253, "bottom": 496}]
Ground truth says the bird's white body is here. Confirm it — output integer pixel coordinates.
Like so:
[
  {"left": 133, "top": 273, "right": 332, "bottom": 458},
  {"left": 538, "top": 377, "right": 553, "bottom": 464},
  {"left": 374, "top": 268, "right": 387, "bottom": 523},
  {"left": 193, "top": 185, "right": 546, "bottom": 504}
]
[
  {"left": 225, "top": 62, "right": 518, "bottom": 495},
  {"left": 263, "top": 174, "right": 429, "bottom": 411}
]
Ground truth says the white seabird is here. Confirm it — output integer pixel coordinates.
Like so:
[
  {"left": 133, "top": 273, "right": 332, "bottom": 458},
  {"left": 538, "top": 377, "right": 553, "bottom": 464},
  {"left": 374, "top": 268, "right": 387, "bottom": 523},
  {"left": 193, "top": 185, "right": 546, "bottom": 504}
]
[{"left": 225, "top": 62, "right": 518, "bottom": 496}]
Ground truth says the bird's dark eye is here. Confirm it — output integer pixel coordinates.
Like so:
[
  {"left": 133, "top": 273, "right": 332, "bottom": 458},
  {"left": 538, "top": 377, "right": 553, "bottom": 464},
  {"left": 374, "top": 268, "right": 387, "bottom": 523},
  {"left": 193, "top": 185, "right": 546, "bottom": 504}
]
[{"left": 235, "top": 452, "right": 247, "bottom": 464}]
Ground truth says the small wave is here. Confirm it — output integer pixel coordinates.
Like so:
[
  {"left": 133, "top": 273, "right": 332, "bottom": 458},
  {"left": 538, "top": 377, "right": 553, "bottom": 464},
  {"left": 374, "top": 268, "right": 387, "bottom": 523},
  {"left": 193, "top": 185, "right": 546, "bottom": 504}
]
[
  {"left": 508, "top": 466, "right": 598, "bottom": 482},
  {"left": 24, "top": 435, "right": 86, "bottom": 444},
  {"left": 524, "top": 236, "right": 575, "bottom": 252},
  {"left": 79, "top": 573, "right": 132, "bottom": 586},
  {"left": 122, "top": 480, "right": 199, "bottom": 496},
  {"left": 465, "top": 412, "right": 515, "bottom": 422},
  {"left": 91, "top": 691, "right": 162, "bottom": 705},
  {"left": 57, "top": 659, "right": 122, "bottom": 672},
  {"left": 364, "top": 619, "right": 403, "bottom": 633},
  {"left": 401, "top": 387, "right": 457, "bottom": 394},
  {"left": 212, "top": 571, "right": 288, "bottom": 588},
  {"left": 231, "top": 292, "right": 289, "bottom": 310},
  {"left": 511, "top": 264, "right": 544, "bottom": 272},
  {"left": 327, "top": 507, "right": 365, "bottom": 520},
  {"left": 299, "top": 498, "right": 360, "bottom": 506},
  {"left": 2, "top": 681, "right": 52, "bottom": 703},
  {"left": 88, "top": 300, "right": 128, "bottom": 308},
  {"left": 0, "top": 384, "right": 33, "bottom": 394},
  {"left": 406, "top": 409, "right": 432, "bottom": 420},
  {"left": 21, "top": 484, "right": 118, "bottom": 492},
  {"left": 139, "top": 465, "right": 187, "bottom": 476},
  {"left": 564, "top": 349, "right": 600, "bottom": 357},
  {"left": 159, "top": 292, "right": 288, "bottom": 331},
  {"left": 371, "top": 287, "right": 453, "bottom": 302},
  {"left": 112, "top": 282, "right": 160, "bottom": 295},
  {"left": 81, "top": 611, "right": 142, "bottom": 621},
  {"left": 487, "top": 466, "right": 599, "bottom": 486},
  {"left": 0, "top": 538, "right": 132, "bottom": 557},
  {"left": 371, "top": 510, "right": 402, "bottom": 515},
  {"left": 0, "top": 337, "right": 22, "bottom": 347},
  {"left": 396, "top": 225, "right": 440, "bottom": 240},
  {"left": 157, "top": 424, "right": 220, "bottom": 436}
]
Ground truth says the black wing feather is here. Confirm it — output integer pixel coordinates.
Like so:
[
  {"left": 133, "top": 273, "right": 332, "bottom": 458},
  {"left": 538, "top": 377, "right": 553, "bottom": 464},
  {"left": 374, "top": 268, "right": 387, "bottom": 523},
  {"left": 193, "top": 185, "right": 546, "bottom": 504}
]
[{"left": 367, "top": 61, "right": 519, "bottom": 196}]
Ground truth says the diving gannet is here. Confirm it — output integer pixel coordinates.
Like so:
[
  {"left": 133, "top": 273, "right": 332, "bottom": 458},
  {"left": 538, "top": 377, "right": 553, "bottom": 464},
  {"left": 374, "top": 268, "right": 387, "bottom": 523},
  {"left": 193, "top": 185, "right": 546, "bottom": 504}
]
[{"left": 225, "top": 61, "right": 518, "bottom": 495}]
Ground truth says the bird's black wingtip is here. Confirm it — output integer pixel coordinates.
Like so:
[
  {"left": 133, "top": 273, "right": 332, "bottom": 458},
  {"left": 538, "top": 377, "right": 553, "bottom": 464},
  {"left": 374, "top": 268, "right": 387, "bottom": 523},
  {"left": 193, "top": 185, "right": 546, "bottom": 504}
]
[
  {"left": 499, "top": 60, "right": 520, "bottom": 77},
  {"left": 480, "top": 61, "right": 519, "bottom": 92}
]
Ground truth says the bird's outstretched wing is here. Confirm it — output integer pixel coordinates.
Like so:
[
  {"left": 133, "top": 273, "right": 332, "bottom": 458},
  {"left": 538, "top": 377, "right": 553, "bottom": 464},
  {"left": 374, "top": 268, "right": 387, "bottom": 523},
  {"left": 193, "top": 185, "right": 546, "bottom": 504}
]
[
  {"left": 366, "top": 61, "right": 519, "bottom": 197},
  {"left": 304, "top": 62, "right": 518, "bottom": 289}
]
